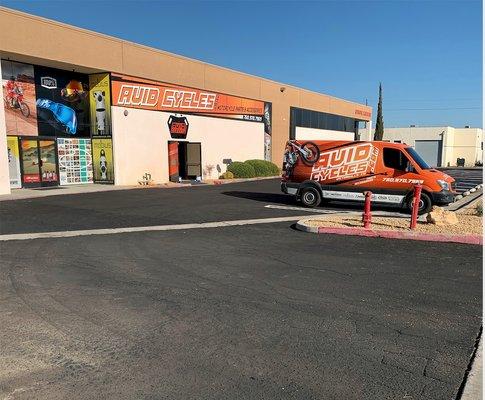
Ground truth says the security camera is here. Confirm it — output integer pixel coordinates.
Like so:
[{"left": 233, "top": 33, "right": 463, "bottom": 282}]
[{"left": 280, "top": 87, "right": 286, "bottom": 93}]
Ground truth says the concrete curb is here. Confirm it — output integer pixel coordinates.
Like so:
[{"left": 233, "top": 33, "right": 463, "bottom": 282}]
[
  {"left": 295, "top": 220, "right": 483, "bottom": 245},
  {"left": 210, "top": 176, "right": 280, "bottom": 185},
  {"left": 461, "top": 331, "right": 483, "bottom": 400},
  {"left": 448, "top": 189, "right": 483, "bottom": 211}
]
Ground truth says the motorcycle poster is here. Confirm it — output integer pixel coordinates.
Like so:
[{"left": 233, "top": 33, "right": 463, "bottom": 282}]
[{"left": 1, "top": 60, "right": 38, "bottom": 136}]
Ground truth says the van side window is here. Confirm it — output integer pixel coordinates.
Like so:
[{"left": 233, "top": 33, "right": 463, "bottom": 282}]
[{"left": 383, "top": 148, "right": 409, "bottom": 170}]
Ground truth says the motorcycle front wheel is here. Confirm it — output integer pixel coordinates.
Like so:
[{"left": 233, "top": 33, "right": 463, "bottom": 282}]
[{"left": 20, "top": 102, "right": 30, "bottom": 117}]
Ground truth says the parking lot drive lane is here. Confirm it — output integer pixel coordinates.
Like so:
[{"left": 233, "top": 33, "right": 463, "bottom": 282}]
[{"left": 0, "top": 223, "right": 481, "bottom": 399}]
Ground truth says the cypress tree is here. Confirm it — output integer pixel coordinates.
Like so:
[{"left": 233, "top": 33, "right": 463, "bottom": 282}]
[{"left": 374, "top": 83, "right": 384, "bottom": 140}]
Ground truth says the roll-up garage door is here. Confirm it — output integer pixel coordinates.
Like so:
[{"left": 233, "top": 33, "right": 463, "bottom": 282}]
[{"left": 414, "top": 140, "right": 442, "bottom": 167}]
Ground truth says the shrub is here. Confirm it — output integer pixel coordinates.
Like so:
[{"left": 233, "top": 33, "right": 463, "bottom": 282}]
[
  {"left": 227, "top": 161, "right": 256, "bottom": 178},
  {"left": 219, "top": 171, "right": 234, "bottom": 179},
  {"left": 244, "top": 159, "right": 280, "bottom": 177}
]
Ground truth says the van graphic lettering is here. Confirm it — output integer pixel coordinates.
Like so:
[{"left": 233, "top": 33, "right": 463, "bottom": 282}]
[{"left": 310, "top": 143, "right": 379, "bottom": 182}]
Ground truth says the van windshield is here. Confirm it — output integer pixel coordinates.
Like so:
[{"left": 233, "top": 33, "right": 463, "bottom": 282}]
[{"left": 406, "top": 147, "right": 431, "bottom": 169}]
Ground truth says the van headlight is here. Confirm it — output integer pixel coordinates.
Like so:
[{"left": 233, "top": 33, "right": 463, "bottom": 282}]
[{"left": 437, "top": 180, "right": 450, "bottom": 190}]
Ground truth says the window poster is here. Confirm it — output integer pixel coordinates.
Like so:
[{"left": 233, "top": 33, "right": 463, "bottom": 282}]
[
  {"left": 1, "top": 60, "right": 38, "bottom": 136},
  {"left": 92, "top": 138, "right": 114, "bottom": 183},
  {"left": 7, "top": 136, "right": 21, "bottom": 188},
  {"left": 57, "top": 138, "right": 93, "bottom": 185},
  {"left": 34, "top": 66, "right": 90, "bottom": 137},
  {"left": 89, "top": 73, "right": 111, "bottom": 137}
]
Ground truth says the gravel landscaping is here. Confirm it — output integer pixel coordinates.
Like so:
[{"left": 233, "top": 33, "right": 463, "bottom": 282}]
[{"left": 304, "top": 214, "right": 483, "bottom": 235}]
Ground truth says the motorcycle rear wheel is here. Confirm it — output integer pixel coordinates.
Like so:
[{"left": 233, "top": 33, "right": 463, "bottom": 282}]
[{"left": 301, "top": 142, "right": 320, "bottom": 166}]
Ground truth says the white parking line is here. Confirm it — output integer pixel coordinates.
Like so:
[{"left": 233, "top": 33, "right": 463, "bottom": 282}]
[
  {"left": 264, "top": 204, "right": 346, "bottom": 214},
  {"left": 0, "top": 215, "right": 324, "bottom": 242}
]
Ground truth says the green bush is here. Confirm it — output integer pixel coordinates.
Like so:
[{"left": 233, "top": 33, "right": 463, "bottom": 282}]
[
  {"left": 244, "top": 159, "right": 280, "bottom": 177},
  {"left": 227, "top": 161, "right": 256, "bottom": 178},
  {"left": 219, "top": 171, "right": 234, "bottom": 179}
]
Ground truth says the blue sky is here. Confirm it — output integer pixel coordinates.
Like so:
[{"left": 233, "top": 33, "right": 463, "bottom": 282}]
[{"left": 3, "top": 0, "right": 482, "bottom": 128}]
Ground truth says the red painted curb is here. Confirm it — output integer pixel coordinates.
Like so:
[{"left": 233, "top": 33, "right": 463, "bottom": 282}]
[{"left": 316, "top": 226, "right": 483, "bottom": 245}]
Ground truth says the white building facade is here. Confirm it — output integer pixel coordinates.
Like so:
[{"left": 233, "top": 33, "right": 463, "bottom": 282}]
[{"left": 359, "top": 126, "right": 483, "bottom": 167}]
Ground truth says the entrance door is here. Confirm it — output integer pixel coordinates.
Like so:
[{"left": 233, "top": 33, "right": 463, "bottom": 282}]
[
  {"left": 20, "top": 138, "right": 59, "bottom": 187},
  {"left": 168, "top": 141, "right": 179, "bottom": 182},
  {"left": 186, "top": 142, "right": 201, "bottom": 179}
]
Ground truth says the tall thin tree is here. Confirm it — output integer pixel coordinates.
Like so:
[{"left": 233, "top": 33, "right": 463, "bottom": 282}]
[{"left": 374, "top": 83, "right": 384, "bottom": 141}]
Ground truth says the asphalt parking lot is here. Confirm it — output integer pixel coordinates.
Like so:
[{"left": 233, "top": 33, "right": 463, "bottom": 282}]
[
  {"left": 0, "top": 179, "right": 482, "bottom": 399},
  {"left": 440, "top": 168, "right": 483, "bottom": 195}
]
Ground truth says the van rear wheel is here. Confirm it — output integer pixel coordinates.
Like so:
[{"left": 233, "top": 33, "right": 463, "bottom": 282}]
[
  {"left": 406, "top": 192, "right": 432, "bottom": 215},
  {"left": 300, "top": 187, "right": 321, "bottom": 208}
]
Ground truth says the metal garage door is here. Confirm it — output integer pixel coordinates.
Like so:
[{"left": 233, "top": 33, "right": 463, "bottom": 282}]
[{"left": 414, "top": 140, "right": 442, "bottom": 167}]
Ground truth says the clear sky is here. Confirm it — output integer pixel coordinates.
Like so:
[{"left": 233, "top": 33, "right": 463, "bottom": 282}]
[{"left": 2, "top": 0, "right": 483, "bottom": 128}]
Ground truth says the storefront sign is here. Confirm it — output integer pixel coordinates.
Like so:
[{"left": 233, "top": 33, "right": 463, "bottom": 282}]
[
  {"left": 7, "top": 136, "right": 21, "bottom": 188},
  {"left": 57, "top": 138, "right": 93, "bottom": 185},
  {"left": 168, "top": 115, "right": 189, "bottom": 139},
  {"left": 92, "top": 138, "right": 114, "bottom": 183},
  {"left": 89, "top": 73, "right": 111, "bottom": 136},
  {"left": 355, "top": 109, "right": 372, "bottom": 119},
  {"left": 111, "top": 73, "right": 265, "bottom": 116}
]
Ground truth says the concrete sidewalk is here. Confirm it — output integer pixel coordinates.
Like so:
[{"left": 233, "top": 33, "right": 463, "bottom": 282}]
[
  {"left": 461, "top": 333, "right": 483, "bottom": 400},
  {"left": 0, "top": 182, "right": 184, "bottom": 202}
]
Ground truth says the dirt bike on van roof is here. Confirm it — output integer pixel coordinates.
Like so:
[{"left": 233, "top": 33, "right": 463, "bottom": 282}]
[{"left": 281, "top": 140, "right": 456, "bottom": 215}]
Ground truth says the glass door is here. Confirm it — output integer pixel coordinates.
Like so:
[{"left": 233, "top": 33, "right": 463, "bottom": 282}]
[
  {"left": 20, "top": 139, "right": 41, "bottom": 187},
  {"left": 20, "top": 138, "right": 59, "bottom": 187},
  {"left": 39, "top": 140, "right": 59, "bottom": 186}
]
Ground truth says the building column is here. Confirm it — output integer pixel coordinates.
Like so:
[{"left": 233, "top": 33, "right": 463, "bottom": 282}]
[
  {"left": 0, "top": 59, "right": 11, "bottom": 195},
  {"left": 364, "top": 120, "right": 373, "bottom": 141},
  {"left": 441, "top": 127, "right": 454, "bottom": 167}
]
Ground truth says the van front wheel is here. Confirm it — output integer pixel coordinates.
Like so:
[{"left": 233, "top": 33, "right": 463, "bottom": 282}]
[
  {"left": 300, "top": 187, "right": 321, "bottom": 208},
  {"left": 406, "top": 192, "right": 432, "bottom": 215}
]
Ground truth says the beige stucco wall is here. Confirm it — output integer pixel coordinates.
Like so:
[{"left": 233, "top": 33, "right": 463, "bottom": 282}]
[
  {"left": 0, "top": 7, "right": 371, "bottom": 168},
  {"left": 0, "top": 60, "right": 10, "bottom": 194},
  {"left": 379, "top": 127, "right": 451, "bottom": 167},
  {"left": 452, "top": 128, "right": 483, "bottom": 166},
  {"left": 111, "top": 106, "right": 264, "bottom": 185},
  {"left": 295, "top": 126, "right": 354, "bottom": 141},
  {"left": 359, "top": 126, "right": 483, "bottom": 167}
]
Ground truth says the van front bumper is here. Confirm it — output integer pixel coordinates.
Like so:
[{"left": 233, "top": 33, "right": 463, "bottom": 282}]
[{"left": 430, "top": 190, "right": 455, "bottom": 205}]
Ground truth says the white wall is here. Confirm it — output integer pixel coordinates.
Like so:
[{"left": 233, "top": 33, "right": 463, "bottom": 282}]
[
  {"left": 358, "top": 126, "right": 484, "bottom": 167},
  {"left": 295, "top": 126, "right": 354, "bottom": 141},
  {"left": 359, "top": 126, "right": 453, "bottom": 167},
  {"left": 111, "top": 106, "right": 265, "bottom": 185},
  {"left": 453, "top": 128, "right": 483, "bottom": 166},
  {"left": 0, "top": 59, "right": 11, "bottom": 194}
]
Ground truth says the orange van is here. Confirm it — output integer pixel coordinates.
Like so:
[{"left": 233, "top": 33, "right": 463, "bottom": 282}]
[{"left": 281, "top": 140, "right": 456, "bottom": 214}]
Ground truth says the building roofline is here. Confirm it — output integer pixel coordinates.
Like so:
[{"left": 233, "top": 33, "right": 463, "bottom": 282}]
[{"left": 0, "top": 6, "right": 370, "bottom": 110}]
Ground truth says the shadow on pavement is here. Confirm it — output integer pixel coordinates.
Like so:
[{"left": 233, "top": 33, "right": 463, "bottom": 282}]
[
  {"left": 222, "top": 190, "right": 295, "bottom": 205},
  {"left": 222, "top": 190, "right": 407, "bottom": 214}
]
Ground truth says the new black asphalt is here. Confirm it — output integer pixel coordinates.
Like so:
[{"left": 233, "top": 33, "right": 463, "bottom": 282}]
[
  {"left": 0, "top": 179, "right": 374, "bottom": 235},
  {"left": 0, "top": 179, "right": 482, "bottom": 399}
]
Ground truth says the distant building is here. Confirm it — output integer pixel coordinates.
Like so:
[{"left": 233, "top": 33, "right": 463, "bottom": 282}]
[{"left": 359, "top": 126, "right": 483, "bottom": 167}]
